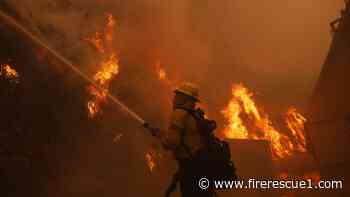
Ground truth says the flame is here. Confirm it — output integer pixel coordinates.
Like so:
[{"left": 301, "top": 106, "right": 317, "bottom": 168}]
[
  {"left": 222, "top": 98, "right": 248, "bottom": 139},
  {"left": 155, "top": 60, "right": 167, "bottom": 81},
  {"left": 285, "top": 107, "right": 307, "bottom": 152},
  {"left": 222, "top": 83, "right": 307, "bottom": 159},
  {"left": 85, "top": 13, "right": 119, "bottom": 118},
  {"left": 105, "top": 13, "right": 116, "bottom": 42},
  {"left": 84, "top": 13, "right": 116, "bottom": 53},
  {"left": 93, "top": 54, "right": 119, "bottom": 85},
  {"left": 0, "top": 64, "right": 19, "bottom": 83},
  {"left": 158, "top": 68, "right": 166, "bottom": 80},
  {"left": 145, "top": 147, "right": 162, "bottom": 173},
  {"left": 145, "top": 152, "right": 156, "bottom": 172},
  {"left": 84, "top": 32, "right": 105, "bottom": 53}
]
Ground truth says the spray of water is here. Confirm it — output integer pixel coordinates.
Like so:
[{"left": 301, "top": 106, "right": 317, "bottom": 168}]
[{"left": 0, "top": 9, "right": 146, "bottom": 125}]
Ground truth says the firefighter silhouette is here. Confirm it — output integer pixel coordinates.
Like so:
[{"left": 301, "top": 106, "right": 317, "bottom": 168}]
[{"left": 144, "top": 82, "right": 237, "bottom": 197}]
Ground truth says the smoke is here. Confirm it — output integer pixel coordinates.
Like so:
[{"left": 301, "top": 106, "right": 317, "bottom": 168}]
[
  {"left": 3, "top": 0, "right": 345, "bottom": 196},
  {"left": 6, "top": 0, "right": 344, "bottom": 114}
]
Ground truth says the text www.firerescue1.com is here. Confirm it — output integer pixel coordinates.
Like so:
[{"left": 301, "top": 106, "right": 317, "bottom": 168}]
[{"left": 198, "top": 178, "right": 343, "bottom": 190}]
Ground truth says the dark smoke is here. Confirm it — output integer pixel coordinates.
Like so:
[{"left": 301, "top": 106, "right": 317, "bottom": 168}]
[{"left": 1, "top": 0, "right": 345, "bottom": 196}]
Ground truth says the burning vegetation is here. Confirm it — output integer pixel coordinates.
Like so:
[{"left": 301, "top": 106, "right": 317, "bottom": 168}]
[
  {"left": 85, "top": 13, "right": 119, "bottom": 118},
  {"left": 0, "top": 63, "right": 19, "bottom": 83},
  {"left": 222, "top": 83, "right": 307, "bottom": 160}
]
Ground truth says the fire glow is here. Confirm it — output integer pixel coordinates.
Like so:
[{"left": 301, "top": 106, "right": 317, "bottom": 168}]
[
  {"left": 222, "top": 83, "right": 307, "bottom": 159},
  {"left": 0, "top": 64, "right": 19, "bottom": 83},
  {"left": 155, "top": 61, "right": 168, "bottom": 82},
  {"left": 85, "top": 13, "right": 119, "bottom": 118},
  {"left": 145, "top": 148, "right": 162, "bottom": 173},
  {"left": 145, "top": 152, "right": 156, "bottom": 172}
]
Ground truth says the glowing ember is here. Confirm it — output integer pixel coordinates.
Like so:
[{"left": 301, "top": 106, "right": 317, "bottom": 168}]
[
  {"left": 155, "top": 61, "right": 167, "bottom": 81},
  {"left": 145, "top": 151, "right": 156, "bottom": 172},
  {"left": 158, "top": 68, "right": 166, "bottom": 80},
  {"left": 145, "top": 147, "right": 162, "bottom": 173},
  {"left": 0, "top": 64, "right": 19, "bottom": 83},
  {"left": 222, "top": 83, "right": 307, "bottom": 159},
  {"left": 85, "top": 13, "right": 119, "bottom": 118}
]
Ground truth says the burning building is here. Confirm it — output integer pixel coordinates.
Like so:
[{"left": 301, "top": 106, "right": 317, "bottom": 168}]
[
  {"left": 0, "top": 1, "right": 347, "bottom": 197},
  {"left": 308, "top": 1, "right": 350, "bottom": 196}
]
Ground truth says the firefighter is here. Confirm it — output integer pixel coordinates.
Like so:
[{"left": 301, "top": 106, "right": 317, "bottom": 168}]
[
  {"left": 145, "top": 82, "right": 237, "bottom": 197},
  {"left": 146, "top": 82, "right": 215, "bottom": 197},
  {"left": 164, "top": 82, "right": 215, "bottom": 197}
]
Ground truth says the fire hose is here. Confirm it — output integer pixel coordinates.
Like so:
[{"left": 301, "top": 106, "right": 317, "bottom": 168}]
[{"left": 0, "top": 9, "right": 158, "bottom": 134}]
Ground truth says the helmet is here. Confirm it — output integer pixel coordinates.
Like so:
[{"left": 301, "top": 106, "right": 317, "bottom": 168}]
[{"left": 174, "top": 82, "right": 200, "bottom": 102}]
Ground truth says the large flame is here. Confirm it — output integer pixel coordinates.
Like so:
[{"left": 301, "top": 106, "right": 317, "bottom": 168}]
[
  {"left": 222, "top": 97, "right": 248, "bottom": 139},
  {"left": 0, "top": 64, "right": 19, "bottom": 83},
  {"left": 85, "top": 13, "right": 119, "bottom": 118},
  {"left": 222, "top": 83, "right": 307, "bottom": 159}
]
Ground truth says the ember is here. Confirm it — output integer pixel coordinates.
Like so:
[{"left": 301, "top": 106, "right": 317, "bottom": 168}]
[
  {"left": 0, "top": 63, "right": 19, "bottom": 83},
  {"left": 158, "top": 68, "right": 166, "bottom": 81},
  {"left": 155, "top": 61, "right": 168, "bottom": 81},
  {"left": 145, "top": 152, "right": 156, "bottom": 172}
]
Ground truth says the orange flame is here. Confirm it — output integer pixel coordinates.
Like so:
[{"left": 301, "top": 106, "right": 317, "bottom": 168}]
[
  {"left": 145, "top": 152, "right": 156, "bottom": 172},
  {"left": 145, "top": 146, "right": 163, "bottom": 173},
  {"left": 84, "top": 32, "right": 105, "bottom": 53},
  {"left": 85, "top": 13, "right": 119, "bottom": 118},
  {"left": 84, "top": 13, "right": 116, "bottom": 53},
  {"left": 285, "top": 107, "right": 307, "bottom": 152},
  {"left": 158, "top": 68, "right": 166, "bottom": 80},
  {"left": 155, "top": 60, "right": 167, "bottom": 81},
  {"left": 222, "top": 83, "right": 307, "bottom": 159},
  {"left": 222, "top": 97, "right": 248, "bottom": 139},
  {"left": 0, "top": 64, "right": 19, "bottom": 83},
  {"left": 105, "top": 13, "right": 116, "bottom": 42}
]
